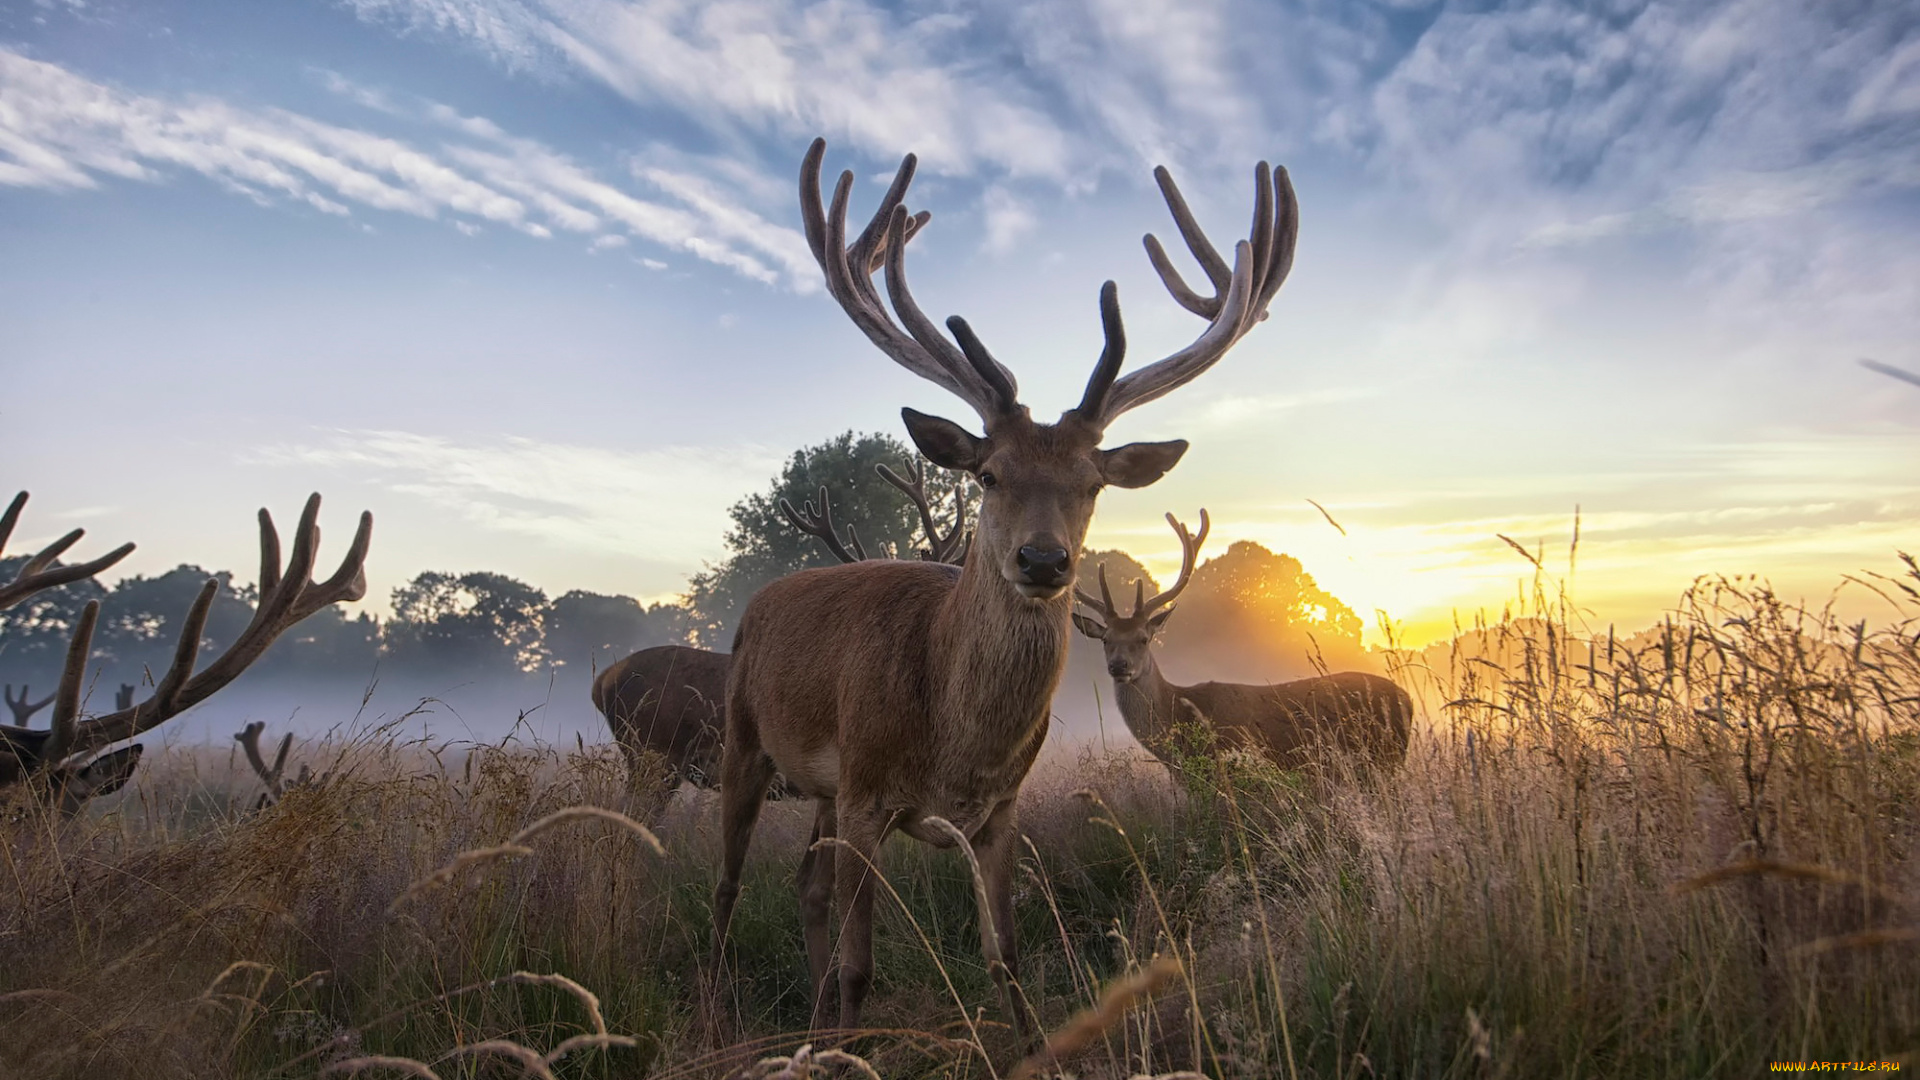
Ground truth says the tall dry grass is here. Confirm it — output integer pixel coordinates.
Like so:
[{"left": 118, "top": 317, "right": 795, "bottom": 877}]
[{"left": 2, "top": 557, "right": 1916, "bottom": 1078}]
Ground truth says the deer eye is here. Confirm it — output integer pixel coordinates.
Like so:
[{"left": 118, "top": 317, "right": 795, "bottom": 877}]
[
  {"left": 1086, "top": 482, "right": 1105, "bottom": 498},
  {"left": 979, "top": 472, "right": 998, "bottom": 489}
]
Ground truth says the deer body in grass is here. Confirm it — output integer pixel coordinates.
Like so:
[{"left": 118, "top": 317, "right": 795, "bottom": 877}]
[
  {"left": 0, "top": 491, "right": 371, "bottom": 815},
  {"left": 1073, "top": 512, "right": 1411, "bottom": 772},
  {"left": 712, "top": 136, "right": 1299, "bottom": 1038},
  {"left": 590, "top": 460, "right": 966, "bottom": 808}
]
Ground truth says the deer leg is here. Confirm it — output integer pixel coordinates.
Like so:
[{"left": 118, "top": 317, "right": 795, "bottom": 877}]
[
  {"left": 831, "top": 802, "right": 891, "bottom": 1032},
  {"left": 710, "top": 718, "right": 777, "bottom": 969},
  {"left": 973, "top": 798, "right": 1037, "bottom": 1043},
  {"left": 797, "top": 797, "right": 838, "bottom": 1032}
]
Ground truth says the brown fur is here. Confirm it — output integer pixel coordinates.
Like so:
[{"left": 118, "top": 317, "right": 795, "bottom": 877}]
[
  {"left": 714, "top": 412, "right": 1151, "bottom": 1038},
  {"left": 1113, "top": 662, "right": 1410, "bottom": 771},
  {"left": 590, "top": 645, "right": 795, "bottom": 803}
]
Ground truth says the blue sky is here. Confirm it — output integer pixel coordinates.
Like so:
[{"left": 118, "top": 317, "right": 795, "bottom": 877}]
[{"left": 3, "top": 0, "right": 1918, "bottom": 645}]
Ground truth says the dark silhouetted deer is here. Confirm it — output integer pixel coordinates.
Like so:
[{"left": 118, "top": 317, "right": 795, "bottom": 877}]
[
  {"left": 235, "top": 720, "right": 324, "bottom": 810},
  {"left": 712, "top": 136, "right": 1298, "bottom": 1038},
  {"left": 1072, "top": 511, "right": 1410, "bottom": 772},
  {"left": 0, "top": 491, "right": 371, "bottom": 816}
]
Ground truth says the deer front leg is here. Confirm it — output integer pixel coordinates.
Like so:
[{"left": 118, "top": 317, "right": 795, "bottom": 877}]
[
  {"left": 973, "top": 798, "right": 1038, "bottom": 1043},
  {"left": 831, "top": 801, "right": 892, "bottom": 1032},
  {"left": 797, "top": 797, "right": 838, "bottom": 1031}
]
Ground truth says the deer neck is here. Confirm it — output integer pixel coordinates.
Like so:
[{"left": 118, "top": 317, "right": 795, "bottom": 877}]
[
  {"left": 930, "top": 552, "right": 1072, "bottom": 751},
  {"left": 1114, "top": 652, "right": 1181, "bottom": 751}
]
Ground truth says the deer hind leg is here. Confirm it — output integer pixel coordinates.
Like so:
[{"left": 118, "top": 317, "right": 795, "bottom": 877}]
[
  {"left": 973, "top": 798, "right": 1038, "bottom": 1043},
  {"left": 710, "top": 709, "right": 777, "bottom": 968},
  {"left": 796, "top": 798, "right": 838, "bottom": 1032},
  {"left": 830, "top": 801, "right": 892, "bottom": 1032}
]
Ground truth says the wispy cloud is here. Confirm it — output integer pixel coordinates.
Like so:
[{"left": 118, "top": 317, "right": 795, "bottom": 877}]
[
  {"left": 250, "top": 429, "right": 783, "bottom": 565},
  {"left": 343, "top": 0, "right": 1077, "bottom": 179},
  {"left": 0, "top": 49, "right": 813, "bottom": 284}
]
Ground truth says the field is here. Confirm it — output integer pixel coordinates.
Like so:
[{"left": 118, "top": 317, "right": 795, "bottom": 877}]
[{"left": 4, "top": 566, "right": 1918, "bottom": 1079}]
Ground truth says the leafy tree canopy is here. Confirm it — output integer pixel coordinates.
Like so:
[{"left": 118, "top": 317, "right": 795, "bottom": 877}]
[
  {"left": 386, "top": 571, "right": 550, "bottom": 673},
  {"left": 683, "top": 430, "right": 977, "bottom": 647}
]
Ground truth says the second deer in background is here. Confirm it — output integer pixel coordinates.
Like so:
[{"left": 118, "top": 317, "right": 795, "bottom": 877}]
[{"left": 1073, "top": 510, "right": 1411, "bottom": 772}]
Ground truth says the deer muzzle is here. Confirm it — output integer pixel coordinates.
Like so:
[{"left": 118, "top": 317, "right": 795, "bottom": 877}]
[{"left": 1014, "top": 544, "right": 1072, "bottom": 594}]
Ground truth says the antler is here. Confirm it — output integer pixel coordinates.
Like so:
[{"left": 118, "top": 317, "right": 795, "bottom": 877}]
[
  {"left": 4, "top": 684, "right": 54, "bottom": 725},
  {"left": 779, "top": 485, "right": 869, "bottom": 565},
  {"left": 1073, "top": 510, "right": 1211, "bottom": 623},
  {"left": 235, "top": 720, "right": 293, "bottom": 802},
  {"left": 875, "top": 458, "right": 969, "bottom": 565},
  {"left": 800, "top": 138, "right": 1022, "bottom": 425},
  {"left": 32, "top": 494, "right": 371, "bottom": 768},
  {"left": 1068, "top": 163, "right": 1297, "bottom": 429},
  {"left": 0, "top": 492, "right": 135, "bottom": 612}
]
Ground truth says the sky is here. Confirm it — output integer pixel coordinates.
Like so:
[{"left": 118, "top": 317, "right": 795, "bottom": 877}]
[{"left": 3, "top": 0, "right": 1918, "bottom": 649}]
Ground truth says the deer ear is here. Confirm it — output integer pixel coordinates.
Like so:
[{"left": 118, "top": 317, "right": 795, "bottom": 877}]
[
  {"left": 1071, "top": 612, "right": 1109, "bottom": 640},
  {"left": 1098, "top": 439, "right": 1188, "bottom": 489},
  {"left": 901, "top": 408, "right": 987, "bottom": 473},
  {"left": 1147, "top": 607, "right": 1176, "bottom": 634}
]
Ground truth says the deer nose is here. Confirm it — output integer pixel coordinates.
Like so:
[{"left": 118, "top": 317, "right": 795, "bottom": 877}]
[{"left": 1016, "top": 545, "right": 1071, "bottom": 587}]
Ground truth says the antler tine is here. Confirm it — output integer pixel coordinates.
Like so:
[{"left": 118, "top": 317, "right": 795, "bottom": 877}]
[
  {"left": 0, "top": 492, "right": 137, "bottom": 612},
  {"left": 54, "top": 495, "right": 372, "bottom": 761},
  {"left": 938, "top": 485, "right": 968, "bottom": 563},
  {"left": 800, "top": 138, "right": 1019, "bottom": 424},
  {"left": 44, "top": 599, "right": 98, "bottom": 764},
  {"left": 4, "top": 683, "right": 54, "bottom": 725},
  {"left": 1081, "top": 161, "right": 1297, "bottom": 427},
  {"left": 1139, "top": 509, "right": 1211, "bottom": 618},
  {"left": 778, "top": 486, "right": 867, "bottom": 565},
  {"left": 876, "top": 458, "right": 965, "bottom": 562}
]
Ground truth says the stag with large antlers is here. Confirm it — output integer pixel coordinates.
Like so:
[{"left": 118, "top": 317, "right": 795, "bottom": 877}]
[
  {"left": 0, "top": 491, "right": 371, "bottom": 814},
  {"left": 711, "top": 137, "right": 1298, "bottom": 1038},
  {"left": 1073, "top": 511, "right": 1410, "bottom": 772}
]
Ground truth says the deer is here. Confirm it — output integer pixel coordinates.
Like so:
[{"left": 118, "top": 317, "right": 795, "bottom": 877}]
[
  {"left": 234, "top": 720, "right": 324, "bottom": 810},
  {"left": 710, "top": 136, "right": 1298, "bottom": 1040},
  {"left": 1072, "top": 511, "right": 1411, "bottom": 773},
  {"left": 591, "top": 460, "right": 968, "bottom": 810},
  {"left": 4, "top": 684, "right": 54, "bottom": 726},
  {"left": 0, "top": 491, "right": 371, "bottom": 816}
]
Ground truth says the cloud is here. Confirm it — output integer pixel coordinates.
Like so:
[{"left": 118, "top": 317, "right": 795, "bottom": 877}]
[
  {"left": 250, "top": 429, "right": 784, "bottom": 565},
  {"left": 0, "top": 49, "right": 814, "bottom": 285},
  {"left": 978, "top": 185, "right": 1036, "bottom": 256},
  {"left": 343, "top": 0, "right": 1076, "bottom": 179}
]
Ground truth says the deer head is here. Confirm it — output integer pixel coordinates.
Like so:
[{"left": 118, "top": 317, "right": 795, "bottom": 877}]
[
  {"left": 801, "top": 139, "right": 1294, "bottom": 601},
  {"left": 1072, "top": 510, "right": 1210, "bottom": 683}
]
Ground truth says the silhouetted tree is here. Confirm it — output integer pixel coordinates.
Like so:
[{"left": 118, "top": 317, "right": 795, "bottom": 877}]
[
  {"left": 683, "top": 431, "right": 977, "bottom": 647},
  {"left": 0, "top": 555, "right": 107, "bottom": 686},
  {"left": 545, "top": 590, "right": 689, "bottom": 673},
  {"left": 93, "top": 565, "right": 255, "bottom": 686},
  {"left": 384, "top": 571, "right": 550, "bottom": 673},
  {"left": 1161, "top": 540, "right": 1365, "bottom": 681}
]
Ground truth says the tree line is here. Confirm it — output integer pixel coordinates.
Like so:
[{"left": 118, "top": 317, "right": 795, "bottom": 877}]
[{"left": 0, "top": 431, "right": 1365, "bottom": 696}]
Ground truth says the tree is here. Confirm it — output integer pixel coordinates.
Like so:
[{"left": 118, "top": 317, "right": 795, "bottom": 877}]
[
  {"left": 1159, "top": 541, "right": 1366, "bottom": 682},
  {"left": 0, "top": 555, "right": 108, "bottom": 688},
  {"left": 384, "top": 571, "right": 551, "bottom": 673},
  {"left": 92, "top": 565, "right": 256, "bottom": 687},
  {"left": 545, "top": 590, "right": 689, "bottom": 673},
  {"left": 683, "top": 431, "right": 977, "bottom": 647}
]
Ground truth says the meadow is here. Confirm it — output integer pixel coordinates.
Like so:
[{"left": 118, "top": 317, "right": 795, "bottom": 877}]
[{"left": 3, "top": 561, "right": 1916, "bottom": 1079}]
